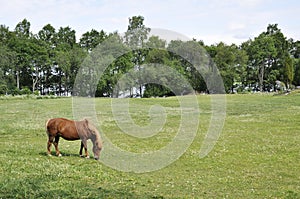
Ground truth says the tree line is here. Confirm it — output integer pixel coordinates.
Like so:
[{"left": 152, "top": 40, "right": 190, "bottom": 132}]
[{"left": 1, "top": 16, "right": 300, "bottom": 97}]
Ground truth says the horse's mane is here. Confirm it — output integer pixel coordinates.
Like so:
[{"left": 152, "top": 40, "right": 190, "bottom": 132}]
[{"left": 83, "top": 119, "right": 101, "bottom": 140}]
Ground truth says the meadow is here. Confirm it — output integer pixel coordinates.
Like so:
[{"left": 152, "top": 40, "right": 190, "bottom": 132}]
[{"left": 0, "top": 93, "right": 299, "bottom": 198}]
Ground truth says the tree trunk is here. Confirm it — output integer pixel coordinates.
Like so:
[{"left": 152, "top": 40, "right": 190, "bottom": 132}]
[
  {"left": 130, "top": 87, "right": 132, "bottom": 97},
  {"left": 32, "top": 72, "right": 39, "bottom": 93},
  {"left": 139, "top": 85, "right": 142, "bottom": 97},
  {"left": 258, "top": 64, "right": 264, "bottom": 92},
  {"left": 32, "top": 77, "right": 38, "bottom": 92},
  {"left": 59, "top": 70, "right": 62, "bottom": 96},
  {"left": 16, "top": 70, "right": 20, "bottom": 89}
]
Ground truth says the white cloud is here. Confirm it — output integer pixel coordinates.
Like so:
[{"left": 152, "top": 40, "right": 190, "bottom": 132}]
[
  {"left": 228, "top": 22, "right": 246, "bottom": 31},
  {"left": 0, "top": 0, "right": 299, "bottom": 44},
  {"left": 236, "top": 0, "right": 266, "bottom": 7}
]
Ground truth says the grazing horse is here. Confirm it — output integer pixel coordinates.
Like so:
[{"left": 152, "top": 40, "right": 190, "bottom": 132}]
[{"left": 46, "top": 118, "right": 102, "bottom": 160}]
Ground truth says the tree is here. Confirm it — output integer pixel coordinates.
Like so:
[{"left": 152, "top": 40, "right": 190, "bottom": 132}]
[
  {"left": 145, "top": 35, "right": 166, "bottom": 49},
  {"left": 9, "top": 19, "right": 33, "bottom": 90},
  {"left": 37, "top": 24, "right": 57, "bottom": 94},
  {"left": 56, "top": 26, "right": 76, "bottom": 50},
  {"left": 28, "top": 37, "right": 48, "bottom": 92},
  {"left": 75, "top": 33, "right": 130, "bottom": 97},
  {"left": 291, "top": 40, "right": 300, "bottom": 86},
  {"left": 124, "top": 16, "right": 151, "bottom": 97},
  {"left": 207, "top": 42, "right": 248, "bottom": 93},
  {"left": 52, "top": 26, "right": 78, "bottom": 95},
  {"left": 124, "top": 16, "right": 150, "bottom": 48},
  {"left": 0, "top": 25, "right": 16, "bottom": 93},
  {"left": 0, "top": 44, "right": 17, "bottom": 94},
  {"left": 284, "top": 56, "right": 294, "bottom": 88},
  {"left": 1, "top": 18, "right": 299, "bottom": 96},
  {"left": 293, "top": 59, "right": 300, "bottom": 86},
  {"left": 15, "top": 19, "right": 31, "bottom": 38},
  {"left": 243, "top": 34, "right": 277, "bottom": 91},
  {"left": 79, "top": 29, "right": 107, "bottom": 52},
  {"left": 264, "top": 24, "right": 292, "bottom": 89},
  {"left": 143, "top": 48, "right": 171, "bottom": 97},
  {"left": 290, "top": 40, "right": 300, "bottom": 59},
  {"left": 0, "top": 25, "right": 11, "bottom": 43},
  {"left": 167, "top": 40, "right": 208, "bottom": 93}
]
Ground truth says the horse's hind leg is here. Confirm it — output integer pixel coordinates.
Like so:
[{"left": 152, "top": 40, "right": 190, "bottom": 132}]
[
  {"left": 53, "top": 135, "right": 62, "bottom": 157},
  {"left": 47, "top": 136, "right": 54, "bottom": 156}
]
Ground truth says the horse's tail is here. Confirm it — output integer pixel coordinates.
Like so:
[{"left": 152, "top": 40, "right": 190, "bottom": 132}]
[{"left": 45, "top": 119, "right": 51, "bottom": 135}]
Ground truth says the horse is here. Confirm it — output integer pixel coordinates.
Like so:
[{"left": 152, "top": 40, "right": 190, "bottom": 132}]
[{"left": 45, "top": 118, "right": 102, "bottom": 160}]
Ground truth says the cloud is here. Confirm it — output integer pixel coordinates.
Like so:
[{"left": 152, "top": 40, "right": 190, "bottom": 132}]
[
  {"left": 1, "top": 0, "right": 299, "bottom": 44},
  {"left": 236, "top": 0, "right": 266, "bottom": 7},
  {"left": 228, "top": 22, "right": 246, "bottom": 31}
]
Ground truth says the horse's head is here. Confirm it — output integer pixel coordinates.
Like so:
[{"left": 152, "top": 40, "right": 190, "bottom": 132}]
[
  {"left": 92, "top": 139, "right": 102, "bottom": 160},
  {"left": 85, "top": 120, "right": 102, "bottom": 160}
]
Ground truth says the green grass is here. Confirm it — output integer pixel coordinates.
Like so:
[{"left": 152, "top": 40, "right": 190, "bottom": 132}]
[{"left": 0, "top": 94, "right": 299, "bottom": 198}]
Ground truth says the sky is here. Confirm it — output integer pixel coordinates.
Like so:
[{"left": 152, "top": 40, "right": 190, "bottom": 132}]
[{"left": 0, "top": 0, "right": 299, "bottom": 45}]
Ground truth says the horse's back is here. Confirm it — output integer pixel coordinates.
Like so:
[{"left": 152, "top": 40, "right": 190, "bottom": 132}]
[{"left": 46, "top": 118, "right": 80, "bottom": 140}]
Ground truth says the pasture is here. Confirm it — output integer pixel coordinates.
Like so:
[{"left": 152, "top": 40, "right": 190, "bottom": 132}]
[{"left": 0, "top": 94, "right": 299, "bottom": 198}]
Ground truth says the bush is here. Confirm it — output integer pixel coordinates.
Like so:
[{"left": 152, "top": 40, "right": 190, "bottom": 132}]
[
  {"left": 33, "top": 90, "right": 40, "bottom": 96},
  {"left": 0, "top": 84, "right": 7, "bottom": 95},
  {"left": 11, "top": 88, "right": 21, "bottom": 96},
  {"left": 21, "top": 87, "right": 31, "bottom": 95}
]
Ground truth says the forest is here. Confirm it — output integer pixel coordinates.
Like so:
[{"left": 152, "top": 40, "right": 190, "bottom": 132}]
[{"left": 1, "top": 15, "right": 300, "bottom": 97}]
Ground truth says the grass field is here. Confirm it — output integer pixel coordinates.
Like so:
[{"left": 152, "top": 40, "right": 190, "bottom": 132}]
[{"left": 0, "top": 94, "right": 299, "bottom": 198}]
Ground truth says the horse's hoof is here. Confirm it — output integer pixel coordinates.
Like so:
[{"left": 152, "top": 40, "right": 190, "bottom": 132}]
[
  {"left": 58, "top": 154, "right": 62, "bottom": 157},
  {"left": 86, "top": 156, "right": 90, "bottom": 159},
  {"left": 48, "top": 154, "right": 52, "bottom": 157}
]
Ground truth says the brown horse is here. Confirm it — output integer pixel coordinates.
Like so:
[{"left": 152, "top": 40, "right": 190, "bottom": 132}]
[{"left": 46, "top": 118, "right": 102, "bottom": 160}]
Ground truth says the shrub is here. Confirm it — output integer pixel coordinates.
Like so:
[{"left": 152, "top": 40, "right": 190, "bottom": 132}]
[{"left": 0, "top": 84, "right": 7, "bottom": 95}]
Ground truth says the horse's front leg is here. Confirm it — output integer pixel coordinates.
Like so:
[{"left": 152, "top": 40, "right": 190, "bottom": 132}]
[
  {"left": 79, "top": 142, "right": 84, "bottom": 157},
  {"left": 80, "top": 140, "right": 89, "bottom": 158}
]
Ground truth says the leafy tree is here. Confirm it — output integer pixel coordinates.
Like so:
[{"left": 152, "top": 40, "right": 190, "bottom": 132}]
[
  {"left": 291, "top": 39, "right": 300, "bottom": 86},
  {"left": 265, "top": 24, "right": 292, "bottom": 85},
  {"left": 28, "top": 37, "right": 49, "bottom": 92},
  {"left": 10, "top": 20, "right": 50, "bottom": 93},
  {"left": 124, "top": 16, "right": 150, "bottom": 48},
  {"left": 37, "top": 24, "right": 57, "bottom": 94},
  {"left": 124, "top": 15, "right": 151, "bottom": 97},
  {"left": 208, "top": 42, "right": 248, "bottom": 93},
  {"left": 11, "top": 24, "right": 32, "bottom": 89},
  {"left": 142, "top": 36, "right": 172, "bottom": 97},
  {"left": 168, "top": 40, "right": 208, "bottom": 93},
  {"left": 75, "top": 33, "right": 129, "bottom": 97},
  {"left": 79, "top": 29, "right": 107, "bottom": 52},
  {"left": 290, "top": 40, "right": 300, "bottom": 59},
  {"left": 0, "top": 25, "right": 11, "bottom": 44},
  {"left": 284, "top": 56, "right": 294, "bottom": 88},
  {"left": 53, "top": 26, "right": 78, "bottom": 95},
  {"left": 145, "top": 35, "right": 166, "bottom": 49},
  {"left": 0, "top": 45, "right": 17, "bottom": 94},
  {"left": 38, "top": 24, "right": 56, "bottom": 44},
  {"left": 293, "top": 59, "right": 300, "bottom": 86},
  {"left": 1, "top": 18, "right": 300, "bottom": 96},
  {"left": 14, "top": 19, "right": 31, "bottom": 38},
  {"left": 243, "top": 34, "right": 277, "bottom": 91},
  {"left": 56, "top": 26, "right": 76, "bottom": 50}
]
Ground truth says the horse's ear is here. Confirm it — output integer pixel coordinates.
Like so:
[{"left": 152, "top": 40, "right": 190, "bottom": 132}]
[{"left": 84, "top": 119, "right": 91, "bottom": 130}]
